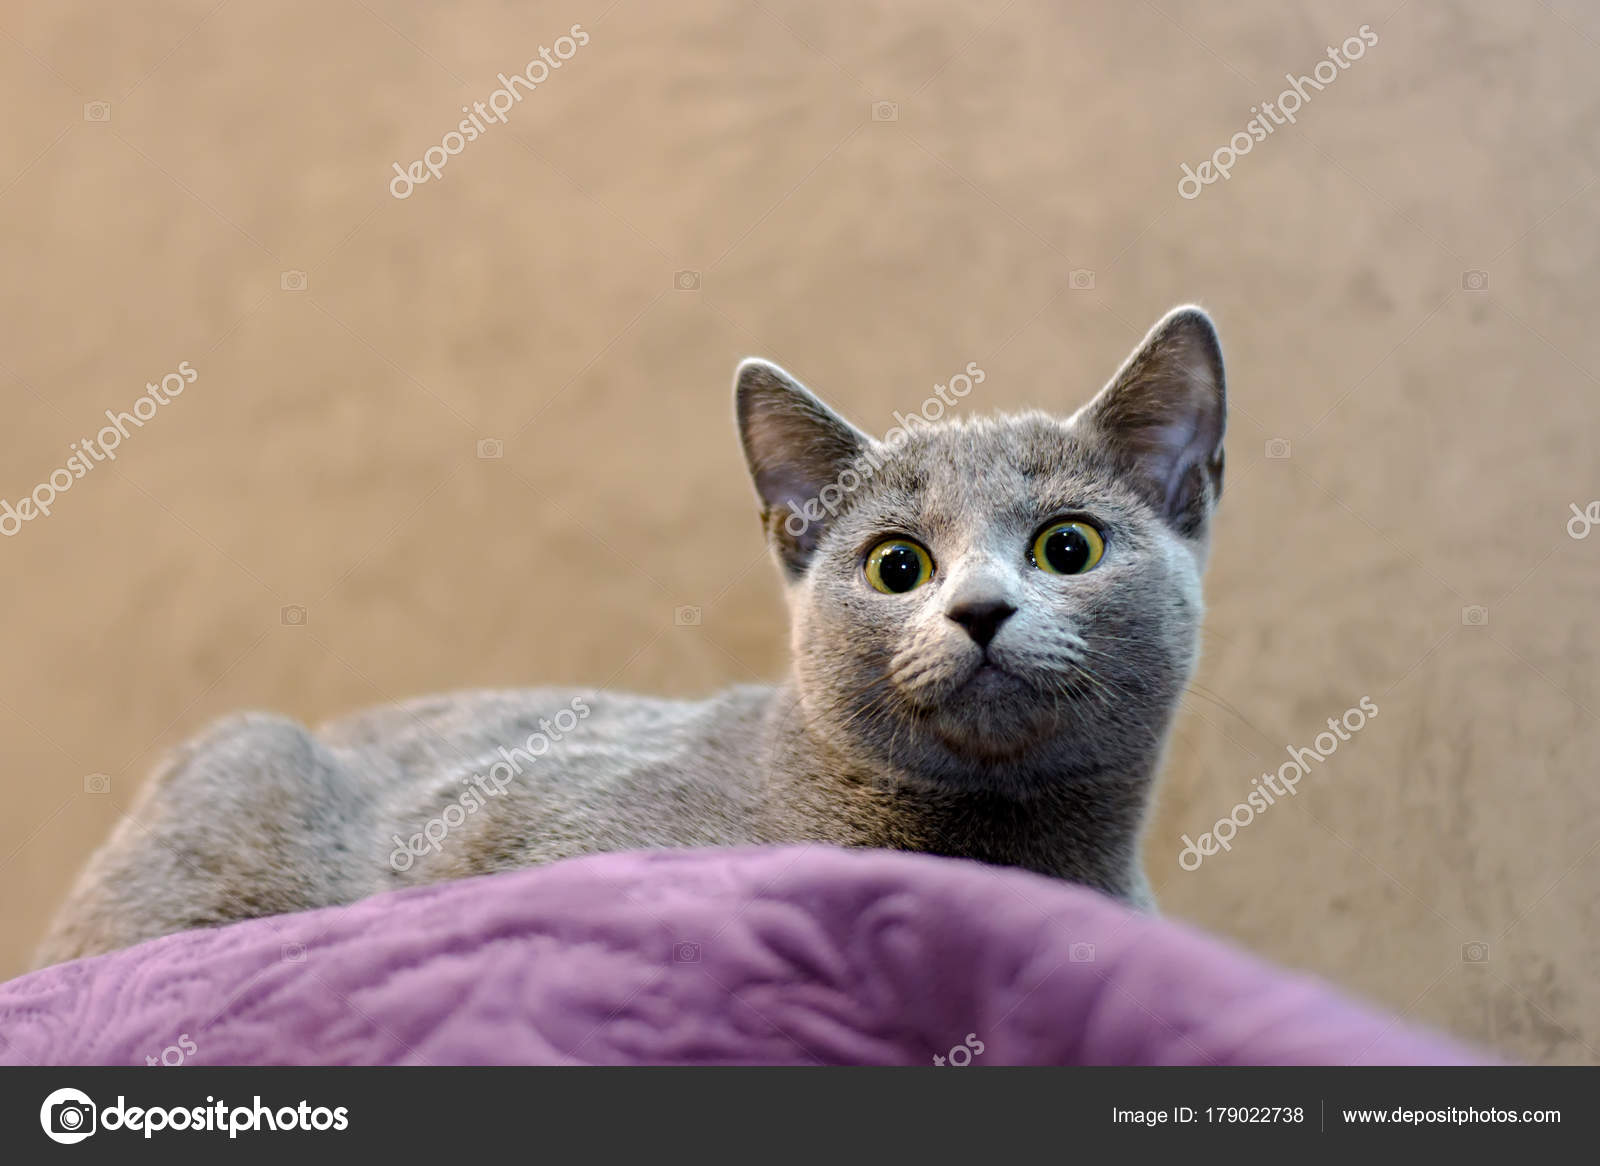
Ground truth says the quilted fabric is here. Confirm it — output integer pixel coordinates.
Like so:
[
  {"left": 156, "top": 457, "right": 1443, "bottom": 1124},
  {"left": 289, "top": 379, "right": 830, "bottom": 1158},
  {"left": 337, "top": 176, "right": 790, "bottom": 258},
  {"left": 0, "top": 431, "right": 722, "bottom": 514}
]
[{"left": 0, "top": 846, "right": 1481, "bottom": 1065}]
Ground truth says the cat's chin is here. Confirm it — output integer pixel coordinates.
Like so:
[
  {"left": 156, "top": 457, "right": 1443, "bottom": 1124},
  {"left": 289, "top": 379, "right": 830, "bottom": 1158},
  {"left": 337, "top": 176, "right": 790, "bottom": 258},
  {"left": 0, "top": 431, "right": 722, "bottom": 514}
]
[{"left": 925, "top": 674, "right": 1058, "bottom": 764}]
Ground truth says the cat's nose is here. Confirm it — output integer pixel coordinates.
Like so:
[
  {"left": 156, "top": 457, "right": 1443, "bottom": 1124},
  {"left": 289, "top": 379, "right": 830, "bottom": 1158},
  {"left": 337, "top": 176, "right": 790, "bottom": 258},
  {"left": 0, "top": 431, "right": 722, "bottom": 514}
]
[{"left": 946, "top": 599, "right": 1017, "bottom": 648}]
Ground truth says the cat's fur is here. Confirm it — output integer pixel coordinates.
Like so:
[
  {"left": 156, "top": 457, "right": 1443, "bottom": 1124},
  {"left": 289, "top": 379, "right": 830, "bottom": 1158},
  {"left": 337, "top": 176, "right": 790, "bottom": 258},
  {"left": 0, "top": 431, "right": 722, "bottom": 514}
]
[{"left": 35, "top": 305, "right": 1226, "bottom": 966}]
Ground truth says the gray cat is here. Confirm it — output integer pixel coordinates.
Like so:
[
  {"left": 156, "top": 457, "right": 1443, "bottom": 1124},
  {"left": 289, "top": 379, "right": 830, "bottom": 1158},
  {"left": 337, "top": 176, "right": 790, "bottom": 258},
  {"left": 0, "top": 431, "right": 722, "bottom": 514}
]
[{"left": 35, "top": 305, "right": 1226, "bottom": 966}]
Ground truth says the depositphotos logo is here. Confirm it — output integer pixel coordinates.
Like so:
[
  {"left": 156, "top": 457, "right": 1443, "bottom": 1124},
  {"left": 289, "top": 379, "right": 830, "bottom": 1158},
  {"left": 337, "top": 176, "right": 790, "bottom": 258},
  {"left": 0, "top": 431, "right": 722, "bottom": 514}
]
[
  {"left": 1178, "top": 696, "right": 1379, "bottom": 870},
  {"left": 39, "top": 1088, "right": 349, "bottom": 1142}
]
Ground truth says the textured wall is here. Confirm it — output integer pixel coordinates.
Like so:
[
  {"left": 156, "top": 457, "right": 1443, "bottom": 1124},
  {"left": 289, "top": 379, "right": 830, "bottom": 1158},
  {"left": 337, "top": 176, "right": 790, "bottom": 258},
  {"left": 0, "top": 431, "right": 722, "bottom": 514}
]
[{"left": 2, "top": 1, "right": 1596, "bottom": 1062}]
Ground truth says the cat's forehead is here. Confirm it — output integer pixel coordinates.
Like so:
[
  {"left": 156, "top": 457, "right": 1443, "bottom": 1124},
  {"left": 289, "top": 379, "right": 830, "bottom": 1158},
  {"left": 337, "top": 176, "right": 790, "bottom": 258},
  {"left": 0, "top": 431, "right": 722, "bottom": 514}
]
[{"left": 851, "top": 412, "right": 1131, "bottom": 532}]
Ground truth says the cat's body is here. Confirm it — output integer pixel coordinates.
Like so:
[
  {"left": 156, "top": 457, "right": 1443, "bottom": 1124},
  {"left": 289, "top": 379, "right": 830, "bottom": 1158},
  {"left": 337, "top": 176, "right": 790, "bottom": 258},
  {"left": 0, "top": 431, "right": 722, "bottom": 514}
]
[{"left": 36, "top": 306, "right": 1227, "bottom": 967}]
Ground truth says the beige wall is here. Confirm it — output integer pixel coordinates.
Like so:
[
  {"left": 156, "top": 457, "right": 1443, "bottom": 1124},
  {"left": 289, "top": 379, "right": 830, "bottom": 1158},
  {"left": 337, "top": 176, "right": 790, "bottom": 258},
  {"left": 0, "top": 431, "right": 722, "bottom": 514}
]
[{"left": 2, "top": 1, "right": 1596, "bottom": 1062}]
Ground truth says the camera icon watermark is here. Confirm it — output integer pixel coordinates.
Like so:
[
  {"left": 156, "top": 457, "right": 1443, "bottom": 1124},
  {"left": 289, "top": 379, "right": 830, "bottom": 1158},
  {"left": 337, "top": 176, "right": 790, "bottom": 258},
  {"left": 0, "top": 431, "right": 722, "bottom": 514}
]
[
  {"left": 281, "top": 942, "right": 307, "bottom": 963},
  {"left": 871, "top": 100, "right": 899, "bottom": 122},
  {"left": 1461, "top": 605, "right": 1489, "bottom": 627},
  {"left": 1461, "top": 940, "right": 1490, "bottom": 963},
  {"left": 281, "top": 605, "right": 307, "bottom": 626},
  {"left": 1461, "top": 270, "right": 1489, "bottom": 292},
  {"left": 40, "top": 1087, "right": 97, "bottom": 1144},
  {"left": 1069, "top": 268, "right": 1096, "bottom": 290},
  {"left": 476, "top": 438, "right": 504, "bottom": 459},
  {"left": 281, "top": 269, "right": 308, "bottom": 292},
  {"left": 1069, "top": 941, "right": 1096, "bottom": 963},
  {"left": 674, "top": 269, "right": 701, "bottom": 291},
  {"left": 83, "top": 773, "right": 111, "bottom": 795},
  {"left": 674, "top": 605, "right": 703, "bottom": 627},
  {"left": 672, "top": 940, "right": 702, "bottom": 964},
  {"left": 1265, "top": 438, "right": 1292, "bottom": 459},
  {"left": 83, "top": 101, "right": 111, "bottom": 123}
]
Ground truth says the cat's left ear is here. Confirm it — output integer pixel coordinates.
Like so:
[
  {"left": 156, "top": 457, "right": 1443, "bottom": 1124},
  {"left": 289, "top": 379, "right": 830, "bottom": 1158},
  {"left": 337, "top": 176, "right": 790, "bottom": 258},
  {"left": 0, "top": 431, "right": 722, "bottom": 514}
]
[
  {"left": 1073, "top": 305, "right": 1226, "bottom": 538},
  {"left": 735, "top": 358, "right": 873, "bottom": 577}
]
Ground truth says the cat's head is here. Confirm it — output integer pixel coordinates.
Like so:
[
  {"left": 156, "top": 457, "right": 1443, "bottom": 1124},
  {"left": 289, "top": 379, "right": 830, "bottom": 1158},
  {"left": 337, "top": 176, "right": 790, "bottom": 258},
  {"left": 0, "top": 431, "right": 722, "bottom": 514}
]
[{"left": 736, "top": 306, "right": 1225, "bottom": 797}]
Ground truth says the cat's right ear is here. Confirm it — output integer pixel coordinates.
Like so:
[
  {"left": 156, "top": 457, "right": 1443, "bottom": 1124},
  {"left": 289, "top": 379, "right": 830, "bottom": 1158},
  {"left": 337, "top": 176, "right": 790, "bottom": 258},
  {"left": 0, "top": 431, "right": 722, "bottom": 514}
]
[
  {"left": 1072, "top": 305, "right": 1227, "bottom": 540},
  {"left": 735, "top": 358, "right": 872, "bottom": 577}
]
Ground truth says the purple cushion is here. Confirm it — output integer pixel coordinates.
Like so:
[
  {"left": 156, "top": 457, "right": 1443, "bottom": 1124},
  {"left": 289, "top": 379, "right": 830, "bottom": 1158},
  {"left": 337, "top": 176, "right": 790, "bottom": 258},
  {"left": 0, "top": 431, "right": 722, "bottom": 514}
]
[{"left": 0, "top": 846, "right": 1482, "bottom": 1065}]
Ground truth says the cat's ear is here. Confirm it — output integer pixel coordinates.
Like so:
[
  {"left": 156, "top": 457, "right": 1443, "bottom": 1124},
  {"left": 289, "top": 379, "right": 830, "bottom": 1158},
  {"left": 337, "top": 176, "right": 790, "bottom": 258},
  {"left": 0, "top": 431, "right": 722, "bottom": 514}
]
[
  {"left": 1073, "top": 305, "right": 1226, "bottom": 538},
  {"left": 735, "top": 358, "right": 872, "bottom": 576}
]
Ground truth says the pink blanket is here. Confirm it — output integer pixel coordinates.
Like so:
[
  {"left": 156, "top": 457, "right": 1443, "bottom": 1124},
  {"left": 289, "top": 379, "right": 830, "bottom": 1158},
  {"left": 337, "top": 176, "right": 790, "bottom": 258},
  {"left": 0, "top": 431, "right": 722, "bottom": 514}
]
[{"left": 0, "top": 847, "right": 1481, "bottom": 1065}]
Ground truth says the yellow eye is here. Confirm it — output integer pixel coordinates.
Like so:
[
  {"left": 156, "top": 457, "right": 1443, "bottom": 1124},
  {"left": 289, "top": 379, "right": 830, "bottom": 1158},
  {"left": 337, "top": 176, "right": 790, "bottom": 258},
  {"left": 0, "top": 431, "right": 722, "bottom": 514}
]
[
  {"left": 1031, "top": 521, "right": 1105, "bottom": 575},
  {"left": 865, "top": 539, "right": 934, "bottom": 594}
]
